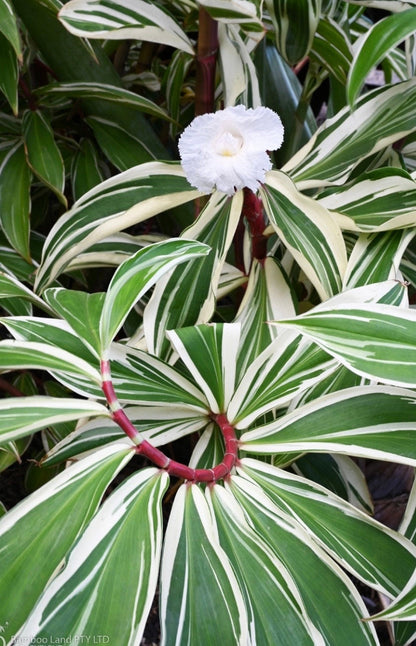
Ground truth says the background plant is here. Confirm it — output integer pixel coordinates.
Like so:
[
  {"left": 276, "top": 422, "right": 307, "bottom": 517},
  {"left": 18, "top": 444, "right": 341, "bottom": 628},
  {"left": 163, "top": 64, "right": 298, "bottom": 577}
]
[{"left": 1, "top": 0, "right": 416, "bottom": 644}]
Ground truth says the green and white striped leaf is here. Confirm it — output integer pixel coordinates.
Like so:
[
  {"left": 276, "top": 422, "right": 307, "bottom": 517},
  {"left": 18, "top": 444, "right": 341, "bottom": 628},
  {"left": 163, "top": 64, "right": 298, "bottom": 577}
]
[
  {"left": 347, "top": 8, "right": 416, "bottom": 105},
  {"left": 22, "top": 110, "right": 66, "bottom": 206},
  {"left": 35, "top": 162, "right": 201, "bottom": 292},
  {"left": 265, "top": 0, "right": 322, "bottom": 65},
  {"left": 0, "top": 31, "right": 19, "bottom": 114},
  {"left": 160, "top": 484, "right": 248, "bottom": 646},
  {"left": 37, "top": 81, "right": 171, "bottom": 121},
  {"left": 283, "top": 79, "right": 416, "bottom": 189},
  {"left": 239, "top": 458, "right": 416, "bottom": 597},
  {"left": 240, "top": 385, "right": 416, "bottom": 466},
  {"left": 188, "top": 423, "right": 225, "bottom": 471},
  {"left": 144, "top": 191, "right": 242, "bottom": 360},
  {"left": 208, "top": 484, "right": 325, "bottom": 645},
  {"left": 0, "top": 0, "right": 22, "bottom": 60},
  {"left": 99, "top": 238, "right": 209, "bottom": 352},
  {"left": 0, "top": 442, "right": 133, "bottom": 643},
  {"left": 167, "top": 323, "right": 241, "bottom": 414},
  {"left": 43, "top": 289, "right": 104, "bottom": 358},
  {"left": 42, "top": 406, "right": 207, "bottom": 466},
  {"left": 199, "top": 0, "right": 263, "bottom": 32},
  {"left": 261, "top": 171, "right": 347, "bottom": 300},
  {"left": 218, "top": 23, "right": 261, "bottom": 108},
  {"left": 343, "top": 229, "right": 415, "bottom": 289},
  {"left": 229, "top": 475, "right": 379, "bottom": 645},
  {"left": 0, "top": 339, "right": 101, "bottom": 383},
  {"left": 65, "top": 233, "right": 161, "bottom": 271},
  {"left": 58, "top": 0, "right": 194, "bottom": 54},
  {"left": 273, "top": 302, "right": 416, "bottom": 387},
  {"left": 0, "top": 271, "right": 52, "bottom": 313},
  {"left": 0, "top": 396, "right": 109, "bottom": 445},
  {"left": 228, "top": 331, "right": 336, "bottom": 429},
  {"left": 368, "top": 567, "right": 416, "bottom": 622},
  {"left": 234, "top": 257, "right": 296, "bottom": 380},
  {"left": 318, "top": 168, "right": 416, "bottom": 232},
  {"left": 108, "top": 343, "right": 208, "bottom": 411},
  {"left": 17, "top": 468, "right": 168, "bottom": 646},
  {"left": 0, "top": 142, "right": 31, "bottom": 259},
  {"left": 311, "top": 16, "right": 352, "bottom": 84}
]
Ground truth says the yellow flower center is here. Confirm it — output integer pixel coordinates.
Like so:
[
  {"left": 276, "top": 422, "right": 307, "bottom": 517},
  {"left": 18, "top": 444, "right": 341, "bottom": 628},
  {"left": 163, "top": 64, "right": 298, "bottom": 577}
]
[{"left": 214, "top": 131, "right": 243, "bottom": 157}]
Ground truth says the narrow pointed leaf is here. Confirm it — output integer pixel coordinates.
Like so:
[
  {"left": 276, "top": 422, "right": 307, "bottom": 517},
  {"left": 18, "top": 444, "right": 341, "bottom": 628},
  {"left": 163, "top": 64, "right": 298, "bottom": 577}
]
[
  {"left": 239, "top": 458, "right": 416, "bottom": 597},
  {"left": 0, "top": 442, "right": 133, "bottom": 642},
  {"left": 283, "top": 79, "right": 416, "bottom": 188},
  {"left": 99, "top": 239, "right": 209, "bottom": 351},
  {"left": 167, "top": 323, "right": 241, "bottom": 414},
  {"left": 274, "top": 303, "right": 416, "bottom": 387},
  {"left": 348, "top": 8, "right": 416, "bottom": 105},
  {"left": 160, "top": 484, "right": 248, "bottom": 646},
  {"left": 261, "top": 171, "right": 347, "bottom": 300},
  {"left": 58, "top": 0, "right": 194, "bottom": 54},
  {"left": 0, "top": 142, "right": 30, "bottom": 259},
  {"left": 22, "top": 110, "right": 66, "bottom": 205},
  {"left": 265, "top": 0, "right": 322, "bottom": 65},
  {"left": 17, "top": 469, "right": 169, "bottom": 646},
  {"left": 35, "top": 162, "right": 201, "bottom": 291},
  {"left": 0, "top": 396, "right": 109, "bottom": 445},
  {"left": 0, "top": 0, "right": 22, "bottom": 59},
  {"left": 240, "top": 385, "right": 416, "bottom": 466},
  {"left": 229, "top": 475, "right": 379, "bottom": 645},
  {"left": 0, "top": 32, "right": 19, "bottom": 113},
  {"left": 71, "top": 138, "right": 104, "bottom": 201},
  {"left": 208, "top": 485, "right": 325, "bottom": 645},
  {"left": 144, "top": 191, "right": 242, "bottom": 360}
]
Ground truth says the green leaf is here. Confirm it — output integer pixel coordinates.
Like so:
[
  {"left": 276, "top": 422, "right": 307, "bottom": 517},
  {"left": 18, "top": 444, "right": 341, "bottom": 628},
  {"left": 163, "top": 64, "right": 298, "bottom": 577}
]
[
  {"left": 318, "top": 168, "right": 416, "bottom": 232},
  {"left": 261, "top": 171, "right": 347, "bottom": 300},
  {"left": 0, "top": 0, "right": 22, "bottom": 59},
  {"left": 43, "top": 288, "right": 104, "bottom": 358},
  {"left": 228, "top": 332, "right": 336, "bottom": 429},
  {"left": 368, "top": 567, "right": 416, "bottom": 622},
  {"left": 311, "top": 16, "right": 352, "bottom": 84},
  {"left": 0, "top": 142, "right": 31, "bottom": 259},
  {"left": 0, "top": 31, "right": 19, "bottom": 113},
  {"left": 274, "top": 303, "right": 416, "bottom": 387},
  {"left": 35, "top": 162, "right": 201, "bottom": 292},
  {"left": 239, "top": 458, "right": 416, "bottom": 597},
  {"left": 0, "top": 396, "right": 109, "bottom": 445},
  {"left": 99, "top": 238, "right": 209, "bottom": 351},
  {"left": 265, "top": 0, "right": 322, "bottom": 65},
  {"left": 160, "top": 484, "right": 249, "bottom": 645},
  {"left": 0, "top": 442, "right": 133, "bottom": 642},
  {"left": 144, "top": 191, "right": 243, "bottom": 360},
  {"left": 167, "top": 323, "right": 241, "bottom": 414},
  {"left": 37, "top": 81, "right": 171, "bottom": 121},
  {"left": 0, "top": 271, "right": 53, "bottom": 313},
  {"left": 199, "top": 0, "right": 263, "bottom": 32},
  {"left": 240, "top": 385, "right": 416, "bottom": 466},
  {"left": 208, "top": 484, "right": 325, "bottom": 645},
  {"left": 229, "top": 474, "right": 379, "bottom": 645},
  {"left": 58, "top": 0, "right": 194, "bottom": 54},
  {"left": 17, "top": 468, "right": 169, "bottom": 645},
  {"left": 22, "top": 110, "right": 66, "bottom": 206},
  {"left": 71, "top": 138, "right": 104, "bottom": 201},
  {"left": 284, "top": 79, "right": 416, "bottom": 188},
  {"left": 348, "top": 8, "right": 416, "bottom": 105}
]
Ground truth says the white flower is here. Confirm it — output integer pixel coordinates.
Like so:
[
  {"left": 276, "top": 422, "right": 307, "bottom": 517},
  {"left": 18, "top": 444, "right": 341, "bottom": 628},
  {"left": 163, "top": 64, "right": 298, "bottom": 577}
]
[{"left": 178, "top": 105, "right": 284, "bottom": 196}]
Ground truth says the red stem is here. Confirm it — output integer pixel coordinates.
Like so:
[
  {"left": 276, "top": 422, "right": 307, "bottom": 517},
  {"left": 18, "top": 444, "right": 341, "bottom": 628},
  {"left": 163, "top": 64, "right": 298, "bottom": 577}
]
[
  {"left": 195, "top": 7, "right": 218, "bottom": 116},
  {"left": 242, "top": 188, "right": 268, "bottom": 262},
  {"left": 100, "top": 360, "right": 238, "bottom": 482}
]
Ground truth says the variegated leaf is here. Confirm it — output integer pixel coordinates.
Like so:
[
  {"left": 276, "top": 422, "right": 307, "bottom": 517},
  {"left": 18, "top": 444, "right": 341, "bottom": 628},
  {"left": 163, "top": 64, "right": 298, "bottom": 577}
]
[
  {"left": 239, "top": 458, "right": 416, "bottom": 597},
  {"left": 34, "top": 162, "right": 201, "bottom": 292},
  {"left": 265, "top": 0, "right": 322, "bottom": 65},
  {"left": 240, "top": 385, "right": 416, "bottom": 466},
  {"left": 167, "top": 323, "right": 241, "bottom": 414},
  {"left": 99, "top": 238, "right": 209, "bottom": 351},
  {"left": 58, "top": 0, "right": 194, "bottom": 54},
  {"left": 273, "top": 302, "right": 416, "bottom": 386},
  {"left": 16, "top": 469, "right": 169, "bottom": 646},
  {"left": 261, "top": 170, "right": 347, "bottom": 300},
  {"left": 144, "top": 191, "right": 242, "bottom": 360},
  {"left": 160, "top": 484, "right": 249, "bottom": 646},
  {"left": 207, "top": 484, "right": 326, "bottom": 645},
  {"left": 0, "top": 442, "right": 133, "bottom": 642},
  {"left": 283, "top": 79, "right": 416, "bottom": 188},
  {"left": 229, "top": 475, "right": 379, "bottom": 645}
]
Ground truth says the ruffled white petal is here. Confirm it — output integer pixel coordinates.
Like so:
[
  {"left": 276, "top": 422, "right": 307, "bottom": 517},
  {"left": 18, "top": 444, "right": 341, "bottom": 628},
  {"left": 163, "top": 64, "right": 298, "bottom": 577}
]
[{"left": 178, "top": 105, "right": 284, "bottom": 196}]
